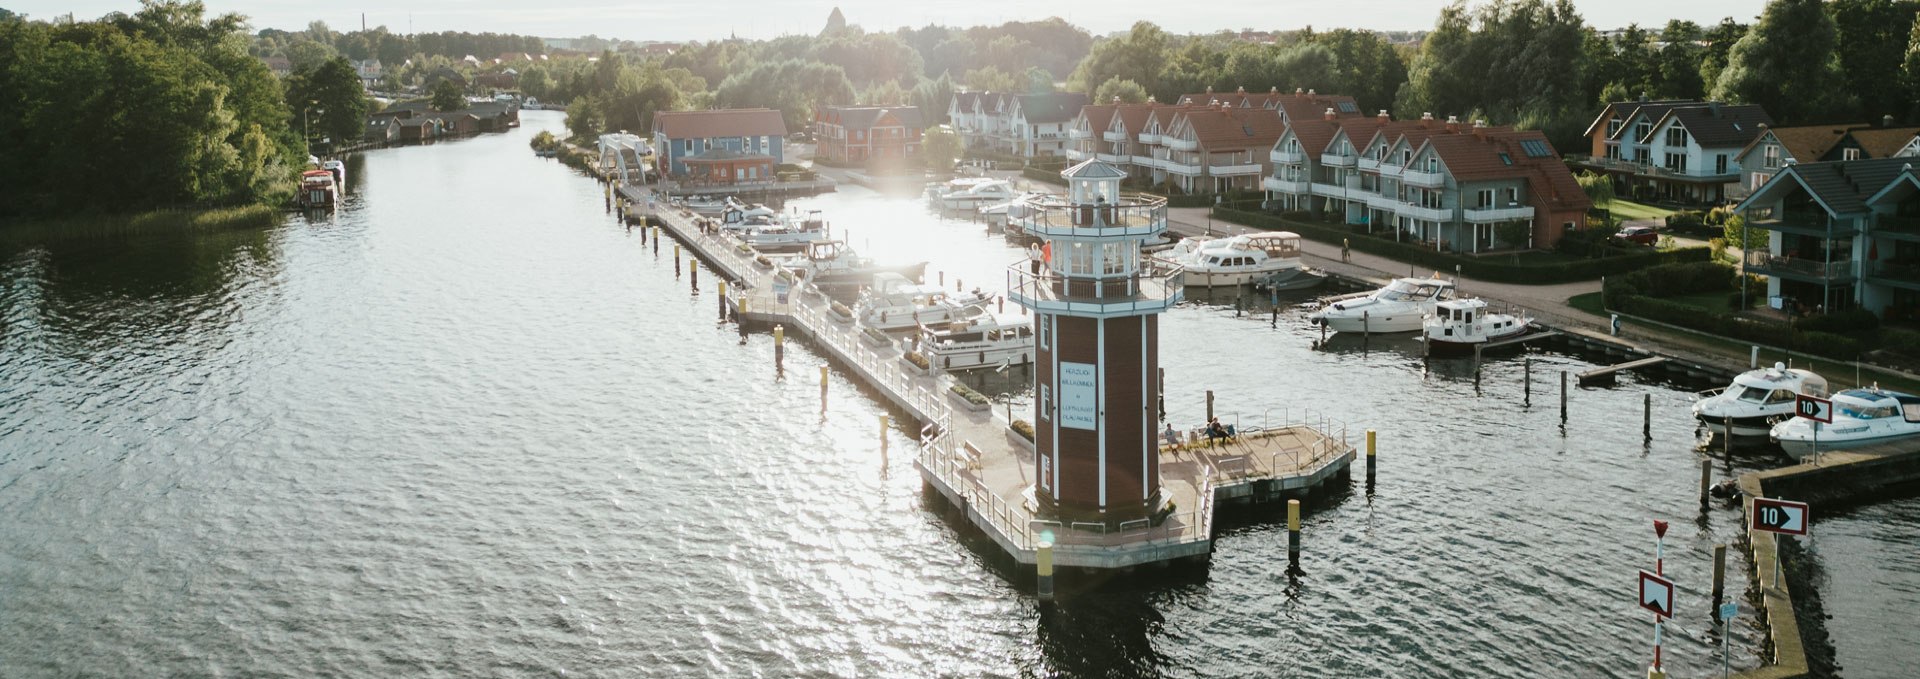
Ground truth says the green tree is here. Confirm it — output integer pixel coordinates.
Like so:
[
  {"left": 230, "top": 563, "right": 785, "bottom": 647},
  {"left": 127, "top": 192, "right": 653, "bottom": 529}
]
[
  {"left": 963, "top": 66, "right": 1019, "bottom": 93},
  {"left": 565, "top": 93, "right": 604, "bottom": 139},
  {"left": 1831, "top": 0, "right": 1920, "bottom": 121},
  {"left": 1576, "top": 171, "right": 1615, "bottom": 209},
  {"left": 1905, "top": 14, "right": 1920, "bottom": 120},
  {"left": 911, "top": 73, "right": 954, "bottom": 123},
  {"left": 1069, "top": 21, "right": 1172, "bottom": 99},
  {"left": 1398, "top": 0, "right": 1590, "bottom": 148},
  {"left": 1699, "top": 18, "right": 1748, "bottom": 89},
  {"left": 430, "top": 79, "right": 464, "bottom": 111},
  {"left": 1024, "top": 66, "right": 1055, "bottom": 94},
  {"left": 288, "top": 56, "right": 368, "bottom": 150},
  {"left": 1711, "top": 0, "right": 1845, "bottom": 123},
  {"left": 1093, "top": 76, "right": 1148, "bottom": 104},
  {"left": 921, "top": 125, "right": 961, "bottom": 173}
]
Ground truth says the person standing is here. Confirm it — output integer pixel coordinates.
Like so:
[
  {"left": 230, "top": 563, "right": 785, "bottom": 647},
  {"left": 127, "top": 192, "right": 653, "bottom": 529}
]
[
  {"left": 1028, "top": 242, "right": 1043, "bottom": 275},
  {"left": 1341, "top": 237, "right": 1351, "bottom": 263}
]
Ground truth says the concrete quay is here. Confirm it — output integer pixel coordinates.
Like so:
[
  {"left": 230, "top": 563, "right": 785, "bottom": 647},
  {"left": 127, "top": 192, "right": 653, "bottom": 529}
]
[{"left": 615, "top": 183, "right": 1356, "bottom": 570}]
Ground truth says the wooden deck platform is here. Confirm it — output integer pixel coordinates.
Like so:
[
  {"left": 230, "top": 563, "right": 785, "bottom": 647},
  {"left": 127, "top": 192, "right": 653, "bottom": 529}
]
[
  {"left": 618, "top": 184, "right": 1355, "bottom": 570},
  {"left": 1577, "top": 355, "right": 1668, "bottom": 386}
]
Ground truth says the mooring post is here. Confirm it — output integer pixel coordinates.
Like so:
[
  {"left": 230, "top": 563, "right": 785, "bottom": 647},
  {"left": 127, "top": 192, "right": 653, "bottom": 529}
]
[
  {"left": 1699, "top": 459, "right": 1712, "bottom": 508},
  {"left": 689, "top": 258, "right": 698, "bottom": 289},
  {"left": 652, "top": 228, "right": 660, "bottom": 254},
  {"left": 956, "top": 278, "right": 962, "bottom": 292},
  {"left": 1711, "top": 543, "right": 1727, "bottom": 615},
  {"left": 1235, "top": 293, "right": 1243, "bottom": 317},
  {"left": 1644, "top": 393, "right": 1652, "bottom": 441},
  {"left": 1751, "top": 345, "right": 1759, "bottom": 370},
  {"left": 1287, "top": 499, "right": 1303, "bottom": 571},
  {"left": 879, "top": 414, "right": 889, "bottom": 454},
  {"left": 718, "top": 280, "right": 729, "bottom": 321},
  {"left": 1724, "top": 415, "right": 1733, "bottom": 456},
  {"left": 774, "top": 324, "right": 785, "bottom": 368},
  {"left": 1560, "top": 370, "right": 1569, "bottom": 423},
  {"left": 1365, "top": 429, "right": 1377, "bottom": 486},
  {"left": 1206, "top": 390, "right": 1215, "bottom": 423},
  {"left": 819, "top": 365, "right": 829, "bottom": 413},
  {"left": 1037, "top": 540, "right": 1055, "bottom": 602},
  {"left": 1524, "top": 357, "right": 1533, "bottom": 405},
  {"left": 938, "top": 271, "right": 945, "bottom": 287}
]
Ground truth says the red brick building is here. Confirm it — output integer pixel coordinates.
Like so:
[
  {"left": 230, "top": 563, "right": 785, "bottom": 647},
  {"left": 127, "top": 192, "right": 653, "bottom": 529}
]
[{"left": 814, "top": 106, "right": 923, "bottom": 164}]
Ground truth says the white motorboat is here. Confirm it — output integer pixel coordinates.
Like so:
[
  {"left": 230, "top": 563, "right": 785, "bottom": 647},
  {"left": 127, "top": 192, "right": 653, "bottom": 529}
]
[
  {"left": 321, "top": 159, "right": 347, "bottom": 191},
  {"left": 781, "top": 240, "right": 927, "bottom": 291},
  {"left": 856, "top": 273, "right": 993, "bottom": 332},
  {"left": 937, "top": 180, "right": 1017, "bottom": 211},
  {"left": 927, "top": 177, "right": 996, "bottom": 204},
  {"left": 687, "top": 196, "right": 747, "bottom": 217},
  {"left": 736, "top": 209, "right": 828, "bottom": 253},
  {"left": 977, "top": 192, "right": 1048, "bottom": 231},
  {"left": 1308, "top": 276, "right": 1457, "bottom": 334},
  {"left": 522, "top": 98, "right": 544, "bottom": 110},
  {"left": 1421, "top": 298, "right": 1532, "bottom": 355},
  {"left": 915, "top": 305, "right": 1033, "bottom": 371},
  {"left": 1692, "top": 364, "right": 1828, "bottom": 437},
  {"left": 1770, "top": 387, "right": 1920, "bottom": 459},
  {"left": 1157, "top": 232, "right": 1317, "bottom": 289}
]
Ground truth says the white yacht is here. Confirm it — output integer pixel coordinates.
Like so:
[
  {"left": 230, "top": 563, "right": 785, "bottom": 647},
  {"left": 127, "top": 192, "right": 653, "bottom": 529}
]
[
  {"left": 977, "top": 192, "right": 1047, "bottom": 231},
  {"left": 937, "top": 180, "right": 1018, "bottom": 211},
  {"left": 1421, "top": 298, "right": 1532, "bottom": 355},
  {"left": 1308, "top": 276, "right": 1457, "bottom": 334},
  {"left": 927, "top": 177, "right": 996, "bottom": 204},
  {"left": 1158, "top": 232, "right": 1317, "bottom": 289},
  {"left": 737, "top": 209, "right": 827, "bottom": 253},
  {"left": 915, "top": 306, "right": 1034, "bottom": 371},
  {"left": 856, "top": 273, "right": 993, "bottom": 332},
  {"left": 781, "top": 240, "right": 927, "bottom": 291},
  {"left": 688, "top": 196, "right": 747, "bottom": 218},
  {"left": 1770, "top": 388, "right": 1920, "bottom": 459},
  {"left": 1693, "top": 364, "right": 1828, "bottom": 437}
]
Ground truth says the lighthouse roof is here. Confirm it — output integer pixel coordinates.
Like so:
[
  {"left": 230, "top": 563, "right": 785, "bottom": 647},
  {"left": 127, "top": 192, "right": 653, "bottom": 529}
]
[{"left": 1060, "top": 158, "right": 1127, "bottom": 180}]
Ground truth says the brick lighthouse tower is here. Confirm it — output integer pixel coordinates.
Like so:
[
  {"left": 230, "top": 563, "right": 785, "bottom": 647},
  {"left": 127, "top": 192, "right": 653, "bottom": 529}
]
[{"left": 1009, "top": 158, "right": 1182, "bottom": 523}]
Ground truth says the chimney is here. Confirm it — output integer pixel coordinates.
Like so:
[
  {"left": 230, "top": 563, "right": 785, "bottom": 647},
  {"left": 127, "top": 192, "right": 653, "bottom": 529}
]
[
  {"left": 1472, "top": 119, "right": 1487, "bottom": 138},
  {"left": 1709, "top": 101, "right": 1721, "bottom": 117},
  {"left": 1237, "top": 85, "right": 1246, "bottom": 93},
  {"left": 1639, "top": 92, "right": 1649, "bottom": 103},
  {"left": 1112, "top": 95, "right": 1121, "bottom": 104},
  {"left": 1886, "top": 114, "right": 1897, "bottom": 128},
  {"left": 1377, "top": 109, "right": 1390, "bottom": 121},
  {"left": 1324, "top": 107, "right": 1337, "bottom": 121},
  {"left": 1147, "top": 95, "right": 1157, "bottom": 104},
  {"left": 1206, "top": 85, "right": 1214, "bottom": 94},
  {"left": 1421, "top": 111, "right": 1435, "bottom": 128},
  {"left": 1445, "top": 115, "right": 1460, "bottom": 133},
  {"left": 1307, "top": 88, "right": 1316, "bottom": 96},
  {"left": 1295, "top": 87, "right": 1304, "bottom": 94},
  {"left": 1270, "top": 86, "right": 1278, "bottom": 93}
]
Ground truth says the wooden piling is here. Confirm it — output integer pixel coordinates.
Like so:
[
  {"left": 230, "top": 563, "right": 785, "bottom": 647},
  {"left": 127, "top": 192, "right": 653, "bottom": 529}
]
[
  {"left": 1037, "top": 540, "right": 1055, "bottom": 602},
  {"left": 1699, "top": 459, "right": 1712, "bottom": 508},
  {"left": 774, "top": 323, "right": 785, "bottom": 368},
  {"left": 1644, "top": 393, "right": 1652, "bottom": 441},
  {"left": 819, "top": 365, "right": 829, "bottom": 413},
  {"left": 1365, "top": 429, "right": 1377, "bottom": 486},
  {"left": 689, "top": 258, "right": 698, "bottom": 288},
  {"left": 1711, "top": 543, "right": 1727, "bottom": 615},
  {"left": 1206, "top": 390, "right": 1215, "bottom": 422},
  {"left": 1560, "top": 371, "right": 1568, "bottom": 423},
  {"left": 1524, "top": 357, "right": 1532, "bottom": 405},
  {"left": 1287, "top": 499, "right": 1302, "bottom": 570},
  {"left": 880, "top": 414, "right": 889, "bottom": 454}
]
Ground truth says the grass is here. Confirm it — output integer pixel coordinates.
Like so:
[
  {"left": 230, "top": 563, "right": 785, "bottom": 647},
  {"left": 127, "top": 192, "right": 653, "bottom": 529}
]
[
  {"left": 1602, "top": 198, "right": 1676, "bottom": 223},
  {"left": 1566, "top": 291, "right": 1920, "bottom": 393},
  {"left": 0, "top": 205, "right": 282, "bottom": 244}
]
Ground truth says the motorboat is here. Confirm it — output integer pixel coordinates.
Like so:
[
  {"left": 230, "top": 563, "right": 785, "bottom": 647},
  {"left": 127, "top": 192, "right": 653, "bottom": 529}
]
[
  {"left": 927, "top": 177, "right": 996, "bottom": 204},
  {"left": 321, "top": 159, "right": 347, "bottom": 191},
  {"left": 936, "top": 179, "right": 1017, "bottom": 211},
  {"left": 856, "top": 272, "right": 993, "bottom": 332},
  {"left": 737, "top": 209, "right": 828, "bottom": 254},
  {"left": 296, "top": 170, "right": 338, "bottom": 209},
  {"left": 1421, "top": 298, "right": 1532, "bottom": 355},
  {"left": 1308, "top": 276, "right": 1456, "bottom": 334},
  {"left": 522, "top": 98, "right": 544, "bottom": 110},
  {"left": 1770, "top": 387, "right": 1920, "bottom": 460},
  {"left": 977, "top": 192, "right": 1048, "bottom": 231},
  {"left": 1157, "top": 232, "right": 1318, "bottom": 289},
  {"left": 1692, "top": 363, "right": 1829, "bottom": 437},
  {"left": 685, "top": 195, "right": 747, "bottom": 217},
  {"left": 914, "top": 306, "right": 1034, "bottom": 371},
  {"left": 781, "top": 240, "right": 927, "bottom": 292}
]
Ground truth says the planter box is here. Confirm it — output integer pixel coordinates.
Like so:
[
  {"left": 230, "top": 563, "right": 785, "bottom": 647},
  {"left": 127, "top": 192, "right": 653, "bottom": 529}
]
[
  {"left": 901, "top": 360, "right": 930, "bottom": 376},
  {"left": 863, "top": 333, "right": 893, "bottom": 349},
  {"left": 1006, "top": 427, "right": 1036, "bottom": 453},
  {"left": 948, "top": 391, "right": 992, "bottom": 412}
]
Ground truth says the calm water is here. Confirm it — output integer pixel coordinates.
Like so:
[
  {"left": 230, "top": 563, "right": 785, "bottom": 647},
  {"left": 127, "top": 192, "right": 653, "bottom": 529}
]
[{"left": 0, "top": 111, "right": 1906, "bottom": 676}]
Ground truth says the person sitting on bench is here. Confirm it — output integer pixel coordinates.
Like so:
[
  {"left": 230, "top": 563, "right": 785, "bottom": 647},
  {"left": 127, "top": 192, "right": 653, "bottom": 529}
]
[
  {"left": 1163, "top": 423, "right": 1181, "bottom": 450},
  {"left": 1205, "top": 417, "right": 1233, "bottom": 444}
]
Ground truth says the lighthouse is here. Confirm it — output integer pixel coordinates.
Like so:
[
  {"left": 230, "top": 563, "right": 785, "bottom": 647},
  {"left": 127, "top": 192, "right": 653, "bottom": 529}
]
[{"left": 1008, "top": 158, "right": 1181, "bottom": 523}]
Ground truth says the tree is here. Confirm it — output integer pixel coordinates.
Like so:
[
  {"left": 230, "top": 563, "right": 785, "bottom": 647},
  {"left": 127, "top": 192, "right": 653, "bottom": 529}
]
[
  {"left": 288, "top": 56, "right": 368, "bottom": 150},
  {"left": 1069, "top": 21, "right": 1172, "bottom": 99},
  {"left": 1576, "top": 171, "right": 1615, "bottom": 209},
  {"left": 565, "top": 93, "right": 604, "bottom": 139},
  {"left": 1093, "top": 76, "right": 1149, "bottom": 104},
  {"left": 963, "top": 66, "right": 1019, "bottom": 93},
  {"left": 1905, "top": 14, "right": 1920, "bottom": 120},
  {"left": 1398, "top": 0, "right": 1590, "bottom": 148},
  {"left": 1711, "top": 0, "right": 1845, "bottom": 123},
  {"left": 1023, "top": 66, "right": 1054, "bottom": 94},
  {"left": 1831, "top": 0, "right": 1920, "bottom": 121},
  {"left": 430, "top": 79, "right": 464, "bottom": 111},
  {"left": 921, "top": 125, "right": 961, "bottom": 173},
  {"left": 284, "top": 38, "right": 336, "bottom": 72}
]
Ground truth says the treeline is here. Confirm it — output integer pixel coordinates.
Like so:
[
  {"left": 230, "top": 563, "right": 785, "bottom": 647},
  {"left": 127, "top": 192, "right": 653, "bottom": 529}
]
[
  {"left": 252, "top": 23, "right": 545, "bottom": 72},
  {"left": 0, "top": 2, "right": 303, "bottom": 218}
]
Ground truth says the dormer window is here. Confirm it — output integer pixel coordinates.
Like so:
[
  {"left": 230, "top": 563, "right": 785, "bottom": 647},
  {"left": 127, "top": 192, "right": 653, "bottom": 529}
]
[
  {"left": 1763, "top": 145, "right": 1781, "bottom": 168},
  {"left": 1664, "top": 127, "right": 1688, "bottom": 147},
  {"left": 1635, "top": 119, "right": 1651, "bottom": 141},
  {"left": 1607, "top": 119, "right": 1623, "bottom": 136}
]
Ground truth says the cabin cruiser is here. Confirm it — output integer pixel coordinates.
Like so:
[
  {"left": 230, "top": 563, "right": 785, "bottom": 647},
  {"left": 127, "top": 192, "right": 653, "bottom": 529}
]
[
  {"left": 1308, "top": 276, "right": 1457, "bottom": 334},
  {"left": 321, "top": 159, "right": 347, "bottom": 190},
  {"left": 856, "top": 273, "right": 993, "bottom": 332},
  {"left": 684, "top": 195, "right": 747, "bottom": 217},
  {"left": 1693, "top": 364, "right": 1828, "bottom": 437},
  {"left": 296, "top": 169, "right": 338, "bottom": 209},
  {"left": 522, "top": 98, "right": 544, "bottom": 110},
  {"left": 978, "top": 192, "right": 1047, "bottom": 231},
  {"left": 1770, "top": 387, "right": 1920, "bottom": 459},
  {"left": 1158, "top": 232, "right": 1318, "bottom": 289},
  {"left": 737, "top": 209, "right": 828, "bottom": 253},
  {"left": 927, "top": 177, "right": 996, "bottom": 204},
  {"left": 781, "top": 240, "right": 927, "bottom": 291},
  {"left": 915, "top": 306, "right": 1034, "bottom": 371},
  {"left": 936, "top": 179, "right": 1017, "bottom": 211},
  {"left": 1421, "top": 298, "right": 1532, "bottom": 355}
]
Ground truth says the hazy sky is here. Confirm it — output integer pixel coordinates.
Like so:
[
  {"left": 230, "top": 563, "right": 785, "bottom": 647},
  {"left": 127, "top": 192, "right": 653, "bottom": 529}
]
[{"left": 12, "top": 0, "right": 1770, "bottom": 41}]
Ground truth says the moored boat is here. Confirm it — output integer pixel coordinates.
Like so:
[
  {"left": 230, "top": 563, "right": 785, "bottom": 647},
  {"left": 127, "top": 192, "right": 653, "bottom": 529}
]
[
  {"left": 1770, "top": 387, "right": 1920, "bottom": 459},
  {"left": 1157, "top": 232, "right": 1318, "bottom": 289},
  {"left": 1692, "top": 363, "right": 1828, "bottom": 437},
  {"left": 936, "top": 179, "right": 1017, "bottom": 211},
  {"left": 856, "top": 273, "right": 993, "bottom": 332},
  {"left": 1420, "top": 298, "right": 1532, "bottom": 355},
  {"left": 782, "top": 240, "right": 927, "bottom": 292},
  {"left": 915, "top": 306, "right": 1033, "bottom": 371},
  {"left": 1308, "top": 275, "right": 1456, "bottom": 334},
  {"left": 296, "top": 169, "right": 338, "bottom": 209}
]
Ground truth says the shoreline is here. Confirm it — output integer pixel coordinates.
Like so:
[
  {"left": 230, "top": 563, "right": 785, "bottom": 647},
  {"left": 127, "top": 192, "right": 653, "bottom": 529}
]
[{"left": 0, "top": 204, "right": 284, "bottom": 245}]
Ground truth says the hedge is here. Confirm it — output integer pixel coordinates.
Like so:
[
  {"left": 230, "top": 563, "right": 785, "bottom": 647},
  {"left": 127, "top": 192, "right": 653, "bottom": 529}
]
[
  {"left": 1212, "top": 207, "right": 1710, "bottom": 284},
  {"left": 1021, "top": 167, "right": 1068, "bottom": 186},
  {"left": 1603, "top": 262, "right": 1868, "bottom": 361}
]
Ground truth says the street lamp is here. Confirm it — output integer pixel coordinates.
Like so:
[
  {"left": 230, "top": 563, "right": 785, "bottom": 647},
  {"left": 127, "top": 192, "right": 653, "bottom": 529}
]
[{"left": 301, "top": 100, "right": 320, "bottom": 160}]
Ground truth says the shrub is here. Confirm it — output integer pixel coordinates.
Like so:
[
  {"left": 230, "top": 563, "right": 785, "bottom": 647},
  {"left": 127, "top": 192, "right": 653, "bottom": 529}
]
[
  {"left": 1665, "top": 210, "right": 1706, "bottom": 234},
  {"left": 1796, "top": 309, "right": 1880, "bottom": 336},
  {"left": 830, "top": 301, "right": 853, "bottom": 318},
  {"left": 1010, "top": 419, "right": 1035, "bottom": 442},
  {"left": 863, "top": 326, "right": 892, "bottom": 346},
  {"left": 949, "top": 383, "right": 990, "bottom": 405},
  {"left": 904, "top": 351, "right": 930, "bottom": 370},
  {"left": 1879, "top": 329, "right": 1920, "bottom": 358}
]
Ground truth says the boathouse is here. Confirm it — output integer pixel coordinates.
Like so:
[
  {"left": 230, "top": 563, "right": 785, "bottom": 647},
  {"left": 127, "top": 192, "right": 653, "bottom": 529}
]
[{"left": 651, "top": 108, "right": 789, "bottom": 179}]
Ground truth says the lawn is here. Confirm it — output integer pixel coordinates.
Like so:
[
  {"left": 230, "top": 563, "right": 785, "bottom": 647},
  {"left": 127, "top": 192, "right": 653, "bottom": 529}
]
[{"left": 1602, "top": 198, "right": 1676, "bottom": 223}]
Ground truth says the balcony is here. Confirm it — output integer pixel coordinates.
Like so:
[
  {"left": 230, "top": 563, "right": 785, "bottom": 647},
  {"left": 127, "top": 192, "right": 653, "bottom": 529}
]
[
  {"left": 1006, "top": 261, "right": 1184, "bottom": 318},
  {"left": 1566, "top": 154, "right": 1738, "bottom": 182},
  {"left": 1069, "top": 129, "right": 1092, "bottom": 140},
  {"left": 1310, "top": 182, "right": 1347, "bottom": 198},
  {"left": 1064, "top": 149, "right": 1090, "bottom": 161},
  {"left": 1399, "top": 203, "right": 1452, "bottom": 222},
  {"left": 1378, "top": 163, "right": 1404, "bottom": 177},
  {"left": 1322, "top": 153, "right": 1356, "bottom": 168},
  {"left": 1137, "top": 133, "right": 1161, "bottom": 145},
  {"left": 1014, "top": 195, "right": 1168, "bottom": 239},
  {"left": 1464, "top": 204, "right": 1536, "bottom": 222},
  {"left": 1366, "top": 193, "right": 1403, "bottom": 212},
  {"left": 1104, "top": 131, "right": 1128, "bottom": 143},
  {"left": 1209, "top": 162, "right": 1264, "bottom": 176},
  {"left": 1748, "top": 208, "right": 1857, "bottom": 237},
  {"left": 1263, "top": 177, "right": 1309, "bottom": 193},
  {"left": 1870, "top": 259, "right": 1920, "bottom": 286},
  {"left": 1272, "top": 149, "right": 1305, "bottom": 164},
  {"left": 1163, "top": 137, "right": 1198, "bottom": 152},
  {"left": 1744, "top": 251, "right": 1856, "bottom": 282},
  {"left": 1132, "top": 155, "right": 1158, "bottom": 168},
  {"left": 1357, "top": 158, "right": 1381, "bottom": 172},
  {"left": 1097, "top": 152, "right": 1129, "bottom": 164},
  {"left": 1163, "top": 159, "right": 1203, "bottom": 175},
  {"left": 1876, "top": 214, "right": 1920, "bottom": 236},
  {"left": 1402, "top": 168, "right": 1447, "bottom": 188}
]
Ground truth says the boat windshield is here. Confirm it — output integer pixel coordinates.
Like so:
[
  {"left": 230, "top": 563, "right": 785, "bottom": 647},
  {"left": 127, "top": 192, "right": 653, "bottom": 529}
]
[
  {"left": 1735, "top": 387, "right": 1796, "bottom": 404},
  {"left": 1379, "top": 284, "right": 1443, "bottom": 302},
  {"left": 1839, "top": 404, "right": 1899, "bottom": 420}
]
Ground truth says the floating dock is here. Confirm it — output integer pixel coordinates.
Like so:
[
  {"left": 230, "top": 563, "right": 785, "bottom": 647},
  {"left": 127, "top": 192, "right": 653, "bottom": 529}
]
[{"left": 616, "top": 184, "right": 1355, "bottom": 570}]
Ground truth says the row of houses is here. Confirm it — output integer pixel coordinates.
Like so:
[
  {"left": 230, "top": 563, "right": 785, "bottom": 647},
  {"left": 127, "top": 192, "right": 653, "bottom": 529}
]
[
  {"left": 813, "top": 106, "right": 924, "bottom": 164},
  {"left": 1737, "top": 157, "right": 1920, "bottom": 320},
  {"left": 949, "top": 91, "right": 1092, "bottom": 157},
  {"left": 364, "top": 100, "right": 519, "bottom": 144}
]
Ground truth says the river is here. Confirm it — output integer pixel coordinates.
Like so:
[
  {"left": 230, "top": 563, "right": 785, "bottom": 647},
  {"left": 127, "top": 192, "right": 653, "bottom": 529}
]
[{"left": 0, "top": 110, "right": 1910, "bottom": 677}]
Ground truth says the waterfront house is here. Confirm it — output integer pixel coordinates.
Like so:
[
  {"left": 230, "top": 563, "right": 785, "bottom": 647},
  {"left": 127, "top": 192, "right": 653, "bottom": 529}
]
[
  {"left": 260, "top": 55, "right": 292, "bottom": 77},
  {"left": 1733, "top": 121, "right": 1920, "bottom": 200},
  {"left": 948, "top": 91, "right": 1088, "bottom": 158},
  {"left": 1737, "top": 158, "right": 1920, "bottom": 319},
  {"left": 813, "top": 105, "right": 923, "bottom": 165},
  {"left": 1064, "top": 102, "right": 1118, "bottom": 163},
  {"left": 363, "top": 116, "right": 399, "bottom": 144},
  {"left": 1572, "top": 99, "right": 1773, "bottom": 204},
  {"left": 367, "top": 100, "right": 518, "bottom": 141},
  {"left": 1157, "top": 103, "right": 1288, "bottom": 194},
  {"left": 651, "top": 108, "right": 789, "bottom": 182},
  {"left": 475, "top": 71, "right": 518, "bottom": 91}
]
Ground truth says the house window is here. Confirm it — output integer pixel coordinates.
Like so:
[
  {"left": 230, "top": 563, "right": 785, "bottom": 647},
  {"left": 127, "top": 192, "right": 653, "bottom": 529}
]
[
  {"left": 1843, "top": 147, "right": 1862, "bottom": 161},
  {"left": 1039, "top": 384, "right": 1051, "bottom": 422},
  {"left": 1607, "top": 119, "right": 1623, "bottom": 136},
  {"left": 1635, "top": 119, "right": 1651, "bottom": 141},
  {"left": 760, "top": 137, "right": 769, "bottom": 154},
  {"left": 1751, "top": 172, "right": 1771, "bottom": 191},
  {"left": 1475, "top": 189, "right": 1494, "bottom": 208},
  {"left": 683, "top": 139, "right": 693, "bottom": 153},
  {"left": 1038, "top": 313, "right": 1050, "bottom": 350},
  {"left": 1425, "top": 156, "right": 1439, "bottom": 172},
  {"left": 1402, "top": 149, "right": 1413, "bottom": 166},
  {"left": 1715, "top": 154, "right": 1728, "bottom": 174},
  {"left": 1664, "top": 127, "right": 1687, "bottom": 147},
  {"left": 703, "top": 139, "right": 711, "bottom": 151},
  {"left": 1664, "top": 153, "right": 1687, "bottom": 172},
  {"left": 1763, "top": 145, "right": 1781, "bottom": 168},
  {"left": 1505, "top": 187, "right": 1519, "bottom": 204}
]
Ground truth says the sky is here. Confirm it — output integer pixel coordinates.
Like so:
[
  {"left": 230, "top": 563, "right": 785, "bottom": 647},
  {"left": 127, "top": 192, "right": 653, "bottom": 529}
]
[{"left": 11, "top": 0, "right": 1770, "bottom": 41}]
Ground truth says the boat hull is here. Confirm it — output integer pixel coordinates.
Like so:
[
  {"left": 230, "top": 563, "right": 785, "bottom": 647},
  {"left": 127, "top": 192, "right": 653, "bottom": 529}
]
[
  {"left": 926, "top": 344, "right": 1032, "bottom": 371},
  {"left": 806, "top": 263, "right": 929, "bottom": 289},
  {"left": 1774, "top": 430, "right": 1920, "bottom": 460},
  {"left": 1695, "top": 413, "right": 1781, "bottom": 437},
  {"left": 1313, "top": 311, "right": 1425, "bottom": 334},
  {"left": 1424, "top": 328, "right": 1530, "bottom": 356}
]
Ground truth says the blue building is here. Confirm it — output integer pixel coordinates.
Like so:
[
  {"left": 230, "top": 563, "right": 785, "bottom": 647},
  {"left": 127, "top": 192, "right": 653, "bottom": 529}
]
[{"left": 650, "top": 108, "right": 790, "bottom": 182}]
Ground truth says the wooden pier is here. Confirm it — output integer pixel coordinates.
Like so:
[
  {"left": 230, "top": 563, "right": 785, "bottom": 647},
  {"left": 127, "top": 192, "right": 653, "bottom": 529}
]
[
  {"left": 617, "top": 184, "right": 1355, "bottom": 570},
  {"left": 1577, "top": 355, "right": 1669, "bottom": 386}
]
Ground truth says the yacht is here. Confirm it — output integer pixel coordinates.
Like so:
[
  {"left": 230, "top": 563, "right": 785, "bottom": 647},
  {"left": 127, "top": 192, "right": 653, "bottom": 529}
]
[
  {"left": 1770, "top": 387, "right": 1920, "bottom": 459},
  {"left": 977, "top": 192, "right": 1047, "bottom": 231},
  {"left": 782, "top": 240, "right": 927, "bottom": 291},
  {"left": 1158, "top": 232, "right": 1318, "bottom": 289},
  {"left": 936, "top": 180, "right": 1018, "bottom": 211},
  {"left": 1421, "top": 298, "right": 1532, "bottom": 355},
  {"left": 1693, "top": 364, "right": 1829, "bottom": 437},
  {"left": 687, "top": 196, "right": 747, "bottom": 218},
  {"left": 856, "top": 273, "right": 994, "bottom": 332},
  {"left": 738, "top": 209, "right": 828, "bottom": 254},
  {"left": 522, "top": 98, "right": 544, "bottom": 110},
  {"left": 321, "top": 159, "right": 347, "bottom": 191},
  {"left": 1308, "top": 276, "right": 1457, "bottom": 334},
  {"left": 915, "top": 306, "right": 1034, "bottom": 371},
  {"left": 927, "top": 177, "right": 996, "bottom": 204}
]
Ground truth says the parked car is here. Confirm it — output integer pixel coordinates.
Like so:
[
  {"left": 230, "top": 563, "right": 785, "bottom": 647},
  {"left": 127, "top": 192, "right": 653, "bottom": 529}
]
[{"left": 1614, "top": 225, "right": 1658, "bottom": 246}]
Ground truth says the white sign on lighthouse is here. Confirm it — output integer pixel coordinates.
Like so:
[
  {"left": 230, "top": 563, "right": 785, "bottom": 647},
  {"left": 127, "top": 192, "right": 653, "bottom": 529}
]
[{"left": 1059, "top": 361, "right": 1097, "bottom": 430}]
